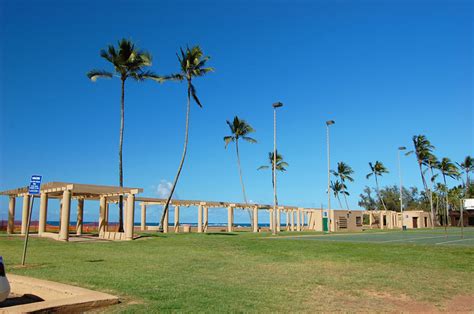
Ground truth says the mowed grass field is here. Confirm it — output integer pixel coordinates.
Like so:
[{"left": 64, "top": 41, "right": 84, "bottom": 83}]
[{"left": 1, "top": 228, "right": 473, "bottom": 312}]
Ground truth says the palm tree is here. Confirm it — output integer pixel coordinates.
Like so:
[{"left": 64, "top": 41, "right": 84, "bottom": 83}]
[
  {"left": 157, "top": 46, "right": 213, "bottom": 230},
  {"left": 87, "top": 39, "right": 158, "bottom": 232},
  {"left": 330, "top": 180, "right": 348, "bottom": 209},
  {"left": 258, "top": 151, "right": 289, "bottom": 204},
  {"left": 366, "top": 161, "right": 389, "bottom": 211},
  {"left": 438, "top": 157, "right": 459, "bottom": 231},
  {"left": 331, "top": 162, "right": 354, "bottom": 209},
  {"left": 409, "top": 135, "right": 436, "bottom": 228},
  {"left": 224, "top": 116, "right": 257, "bottom": 225},
  {"left": 457, "top": 156, "right": 473, "bottom": 191}
]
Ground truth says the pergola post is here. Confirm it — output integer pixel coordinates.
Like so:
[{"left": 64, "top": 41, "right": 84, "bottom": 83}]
[
  {"left": 99, "top": 196, "right": 107, "bottom": 234},
  {"left": 276, "top": 208, "right": 281, "bottom": 232},
  {"left": 198, "top": 205, "right": 203, "bottom": 233},
  {"left": 141, "top": 204, "right": 146, "bottom": 231},
  {"left": 253, "top": 206, "right": 258, "bottom": 233},
  {"left": 174, "top": 206, "right": 180, "bottom": 233},
  {"left": 286, "top": 211, "right": 290, "bottom": 231},
  {"left": 105, "top": 203, "right": 109, "bottom": 231},
  {"left": 203, "top": 206, "right": 208, "bottom": 233},
  {"left": 290, "top": 209, "right": 295, "bottom": 231},
  {"left": 59, "top": 189, "right": 71, "bottom": 241},
  {"left": 38, "top": 192, "right": 48, "bottom": 235},
  {"left": 269, "top": 210, "right": 273, "bottom": 231},
  {"left": 21, "top": 195, "right": 30, "bottom": 235},
  {"left": 7, "top": 196, "right": 15, "bottom": 234},
  {"left": 296, "top": 208, "right": 301, "bottom": 231},
  {"left": 227, "top": 206, "right": 233, "bottom": 232},
  {"left": 369, "top": 212, "right": 373, "bottom": 228},
  {"left": 76, "top": 199, "right": 84, "bottom": 235},
  {"left": 380, "top": 211, "right": 384, "bottom": 230},
  {"left": 163, "top": 205, "right": 169, "bottom": 233},
  {"left": 125, "top": 193, "right": 135, "bottom": 240}
]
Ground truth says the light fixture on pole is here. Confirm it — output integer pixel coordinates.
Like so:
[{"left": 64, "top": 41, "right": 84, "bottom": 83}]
[
  {"left": 398, "top": 146, "right": 406, "bottom": 230},
  {"left": 272, "top": 102, "right": 283, "bottom": 236},
  {"left": 326, "top": 120, "right": 335, "bottom": 227}
]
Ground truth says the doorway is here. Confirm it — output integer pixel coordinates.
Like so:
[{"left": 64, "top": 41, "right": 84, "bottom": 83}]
[{"left": 413, "top": 217, "right": 418, "bottom": 228}]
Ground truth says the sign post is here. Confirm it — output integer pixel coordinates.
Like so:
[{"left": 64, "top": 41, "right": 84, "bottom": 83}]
[{"left": 21, "top": 175, "right": 42, "bottom": 266}]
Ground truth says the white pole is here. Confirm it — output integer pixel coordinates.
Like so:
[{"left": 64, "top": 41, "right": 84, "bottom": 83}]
[
  {"left": 398, "top": 146, "right": 406, "bottom": 230},
  {"left": 327, "top": 124, "right": 330, "bottom": 215},
  {"left": 273, "top": 107, "right": 277, "bottom": 236}
]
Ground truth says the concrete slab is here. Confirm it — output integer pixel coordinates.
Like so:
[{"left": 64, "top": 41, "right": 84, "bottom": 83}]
[{"left": 0, "top": 274, "right": 119, "bottom": 313}]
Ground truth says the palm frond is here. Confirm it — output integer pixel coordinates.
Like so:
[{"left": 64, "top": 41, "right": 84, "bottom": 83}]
[
  {"left": 224, "top": 136, "right": 234, "bottom": 148},
  {"left": 87, "top": 70, "right": 113, "bottom": 81},
  {"left": 257, "top": 165, "right": 269, "bottom": 171},
  {"left": 189, "top": 83, "right": 202, "bottom": 107},
  {"left": 242, "top": 136, "right": 257, "bottom": 144}
]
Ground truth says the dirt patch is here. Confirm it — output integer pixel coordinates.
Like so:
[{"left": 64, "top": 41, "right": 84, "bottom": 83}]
[
  {"left": 363, "top": 290, "right": 474, "bottom": 313},
  {"left": 364, "top": 290, "right": 438, "bottom": 312},
  {"left": 444, "top": 295, "right": 474, "bottom": 313}
]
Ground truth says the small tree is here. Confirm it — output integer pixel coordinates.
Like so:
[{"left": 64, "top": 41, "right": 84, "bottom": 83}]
[
  {"left": 258, "top": 151, "right": 289, "bottom": 205},
  {"left": 366, "top": 161, "right": 389, "bottom": 211}
]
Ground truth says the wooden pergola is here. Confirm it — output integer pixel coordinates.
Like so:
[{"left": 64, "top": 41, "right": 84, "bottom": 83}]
[
  {"left": 1, "top": 181, "right": 321, "bottom": 241},
  {"left": 1, "top": 182, "right": 142, "bottom": 241}
]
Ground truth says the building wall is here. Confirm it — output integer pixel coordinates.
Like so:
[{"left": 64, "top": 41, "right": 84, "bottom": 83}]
[
  {"left": 329, "top": 210, "right": 363, "bottom": 232},
  {"left": 307, "top": 209, "right": 323, "bottom": 231},
  {"left": 403, "top": 211, "right": 432, "bottom": 229}
]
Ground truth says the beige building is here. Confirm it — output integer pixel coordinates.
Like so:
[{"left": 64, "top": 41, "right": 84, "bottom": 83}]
[
  {"left": 363, "top": 210, "right": 432, "bottom": 229},
  {"left": 328, "top": 210, "right": 364, "bottom": 232}
]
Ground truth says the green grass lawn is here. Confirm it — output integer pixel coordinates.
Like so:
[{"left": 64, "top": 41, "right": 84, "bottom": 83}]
[{"left": 1, "top": 229, "right": 473, "bottom": 312}]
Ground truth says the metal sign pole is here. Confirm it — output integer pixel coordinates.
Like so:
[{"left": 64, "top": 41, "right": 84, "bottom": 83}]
[
  {"left": 21, "top": 175, "right": 42, "bottom": 266},
  {"left": 21, "top": 196, "right": 35, "bottom": 266}
]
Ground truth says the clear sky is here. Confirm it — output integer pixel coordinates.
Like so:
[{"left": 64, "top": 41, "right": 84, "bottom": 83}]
[{"left": 0, "top": 0, "right": 472, "bottom": 224}]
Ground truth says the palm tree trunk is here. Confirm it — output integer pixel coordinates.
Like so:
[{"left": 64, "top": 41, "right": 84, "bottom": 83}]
[
  {"left": 374, "top": 175, "right": 388, "bottom": 211},
  {"left": 336, "top": 194, "right": 343, "bottom": 209},
  {"left": 159, "top": 82, "right": 191, "bottom": 230},
  {"left": 118, "top": 78, "right": 125, "bottom": 232},
  {"left": 235, "top": 141, "right": 253, "bottom": 228},
  {"left": 427, "top": 167, "right": 436, "bottom": 227},
  {"left": 341, "top": 185, "right": 350, "bottom": 210},
  {"left": 419, "top": 162, "right": 435, "bottom": 229},
  {"left": 443, "top": 175, "right": 448, "bottom": 235}
]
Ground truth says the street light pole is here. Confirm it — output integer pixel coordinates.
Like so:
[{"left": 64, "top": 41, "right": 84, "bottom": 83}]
[
  {"left": 273, "top": 102, "right": 283, "bottom": 236},
  {"left": 326, "top": 120, "right": 335, "bottom": 223},
  {"left": 398, "top": 146, "right": 406, "bottom": 230}
]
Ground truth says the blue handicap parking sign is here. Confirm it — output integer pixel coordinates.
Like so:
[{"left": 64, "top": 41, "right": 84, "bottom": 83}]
[{"left": 28, "top": 175, "right": 42, "bottom": 195}]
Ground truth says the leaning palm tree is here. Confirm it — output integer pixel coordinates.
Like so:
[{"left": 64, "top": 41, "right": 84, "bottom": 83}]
[
  {"left": 438, "top": 157, "right": 459, "bottom": 232},
  {"left": 331, "top": 162, "right": 354, "bottom": 210},
  {"left": 87, "top": 39, "right": 158, "bottom": 232},
  {"left": 408, "top": 135, "right": 436, "bottom": 228},
  {"left": 258, "top": 151, "right": 289, "bottom": 205},
  {"left": 224, "top": 116, "right": 257, "bottom": 225},
  {"left": 157, "top": 46, "right": 213, "bottom": 230},
  {"left": 366, "top": 161, "right": 389, "bottom": 211},
  {"left": 330, "top": 180, "right": 347, "bottom": 209},
  {"left": 457, "top": 155, "right": 473, "bottom": 191}
]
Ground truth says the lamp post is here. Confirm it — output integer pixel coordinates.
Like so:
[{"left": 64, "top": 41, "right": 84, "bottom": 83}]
[
  {"left": 326, "top": 120, "right": 335, "bottom": 221},
  {"left": 398, "top": 146, "right": 406, "bottom": 230},
  {"left": 272, "top": 102, "right": 283, "bottom": 235}
]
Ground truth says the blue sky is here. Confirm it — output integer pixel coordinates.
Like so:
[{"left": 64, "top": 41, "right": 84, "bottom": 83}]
[{"left": 0, "top": 0, "right": 472, "bottom": 224}]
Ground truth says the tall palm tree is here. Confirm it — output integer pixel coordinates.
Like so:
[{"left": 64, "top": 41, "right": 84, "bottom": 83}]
[
  {"left": 330, "top": 180, "right": 348, "bottom": 209},
  {"left": 331, "top": 162, "right": 354, "bottom": 209},
  {"left": 409, "top": 135, "right": 436, "bottom": 228},
  {"left": 457, "top": 155, "right": 473, "bottom": 191},
  {"left": 224, "top": 116, "right": 257, "bottom": 225},
  {"left": 157, "top": 46, "right": 213, "bottom": 230},
  {"left": 258, "top": 151, "right": 289, "bottom": 205},
  {"left": 366, "top": 161, "right": 389, "bottom": 211},
  {"left": 438, "top": 157, "right": 459, "bottom": 231},
  {"left": 87, "top": 39, "right": 158, "bottom": 232}
]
